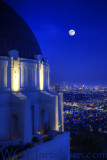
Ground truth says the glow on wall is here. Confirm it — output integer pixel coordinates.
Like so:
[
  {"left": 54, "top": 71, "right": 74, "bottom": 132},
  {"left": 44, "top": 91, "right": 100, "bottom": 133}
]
[
  {"left": 39, "top": 63, "right": 44, "bottom": 90},
  {"left": 11, "top": 58, "right": 20, "bottom": 91}
]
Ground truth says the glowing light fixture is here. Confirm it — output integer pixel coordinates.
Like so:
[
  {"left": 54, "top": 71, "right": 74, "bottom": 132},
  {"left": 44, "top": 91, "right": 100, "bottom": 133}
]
[
  {"left": 11, "top": 58, "right": 20, "bottom": 91},
  {"left": 39, "top": 63, "right": 44, "bottom": 90}
]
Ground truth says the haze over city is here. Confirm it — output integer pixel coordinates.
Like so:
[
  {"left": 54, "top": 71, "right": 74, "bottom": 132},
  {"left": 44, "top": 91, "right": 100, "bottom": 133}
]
[{"left": 4, "top": 0, "right": 107, "bottom": 86}]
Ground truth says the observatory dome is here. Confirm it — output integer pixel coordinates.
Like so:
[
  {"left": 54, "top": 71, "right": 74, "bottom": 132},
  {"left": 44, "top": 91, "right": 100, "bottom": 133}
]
[{"left": 0, "top": 0, "right": 42, "bottom": 59}]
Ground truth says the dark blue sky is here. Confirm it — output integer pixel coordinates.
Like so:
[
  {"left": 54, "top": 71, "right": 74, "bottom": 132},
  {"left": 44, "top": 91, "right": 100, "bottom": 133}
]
[{"left": 4, "top": 0, "right": 107, "bottom": 86}]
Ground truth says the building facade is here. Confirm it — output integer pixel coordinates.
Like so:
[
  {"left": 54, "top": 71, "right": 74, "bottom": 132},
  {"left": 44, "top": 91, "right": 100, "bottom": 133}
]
[{"left": 0, "top": 1, "right": 70, "bottom": 159}]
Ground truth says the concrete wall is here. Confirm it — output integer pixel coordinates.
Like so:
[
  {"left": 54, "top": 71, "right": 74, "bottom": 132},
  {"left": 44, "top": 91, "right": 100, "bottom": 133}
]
[
  {"left": 0, "top": 93, "right": 11, "bottom": 141},
  {"left": 0, "top": 53, "right": 64, "bottom": 145},
  {"left": 11, "top": 93, "right": 32, "bottom": 144},
  {"left": 38, "top": 91, "right": 59, "bottom": 132},
  {"left": 0, "top": 92, "right": 32, "bottom": 144},
  {"left": 0, "top": 90, "right": 64, "bottom": 144},
  {"left": 20, "top": 60, "right": 37, "bottom": 89},
  {"left": 45, "top": 91, "right": 64, "bottom": 132},
  {"left": 23, "top": 90, "right": 59, "bottom": 133},
  {"left": 0, "top": 52, "right": 50, "bottom": 91},
  {"left": 0, "top": 57, "right": 8, "bottom": 90},
  {"left": 19, "top": 132, "right": 70, "bottom": 160}
]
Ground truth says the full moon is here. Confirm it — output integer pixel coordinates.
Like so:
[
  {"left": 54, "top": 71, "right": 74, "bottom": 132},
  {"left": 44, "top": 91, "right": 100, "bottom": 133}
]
[{"left": 69, "top": 29, "right": 75, "bottom": 36}]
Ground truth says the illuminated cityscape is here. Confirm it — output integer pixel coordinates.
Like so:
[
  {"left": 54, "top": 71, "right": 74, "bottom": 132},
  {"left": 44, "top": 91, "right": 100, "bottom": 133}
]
[{"left": 51, "top": 84, "right": 107, "bottom": 157}]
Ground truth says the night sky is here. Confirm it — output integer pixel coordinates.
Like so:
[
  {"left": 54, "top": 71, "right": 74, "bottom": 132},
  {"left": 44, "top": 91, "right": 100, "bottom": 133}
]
[{"left": 4, "top": 0, "right": 107, "bottom": 86}]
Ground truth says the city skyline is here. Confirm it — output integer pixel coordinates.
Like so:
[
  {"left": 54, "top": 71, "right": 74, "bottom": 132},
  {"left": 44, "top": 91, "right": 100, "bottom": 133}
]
[{"left": 4, "top": 0, "right": 107, "bottom": 86}]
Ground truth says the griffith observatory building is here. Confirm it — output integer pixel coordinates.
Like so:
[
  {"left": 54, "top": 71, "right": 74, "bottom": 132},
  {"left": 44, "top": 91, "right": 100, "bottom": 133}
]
[{"left": 0, "top": 1, "right": 70, "bottom": 159}]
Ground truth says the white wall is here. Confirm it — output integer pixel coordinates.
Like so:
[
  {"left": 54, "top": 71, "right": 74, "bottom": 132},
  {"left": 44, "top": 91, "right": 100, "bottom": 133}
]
[
  {"left": 19, "top": 132, "right": 70, "bottom": 160},
  {"left": 38, "top": 91, "right": 59, "bottom": 131},
  {"left": 20, "top": 58, "right": 49, "bottom": 91},
  {"left": 0, "top": 54, "right": 49, "bottom": 91},
  {"left": 20, "top": 60, "right": 37, "bottom": 89},
  {"left": 0, "top": 54, "right": 64, "bottom": 146},
  {"left": 0, "top": 57, "right": 8, "bottom": 89},
  {"left": 0, "top": 93, "right": 11, "bottom": 141},
  {"left": 11, "top": 93, "right": 32, "bottom": 144},
  {"left": 0, "top": 105, "right": 10, "bottom": 141},
  {"left": 23, "top": 91, "right": 59, "bottom": 133}
]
